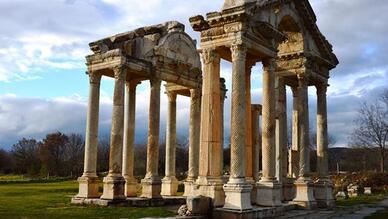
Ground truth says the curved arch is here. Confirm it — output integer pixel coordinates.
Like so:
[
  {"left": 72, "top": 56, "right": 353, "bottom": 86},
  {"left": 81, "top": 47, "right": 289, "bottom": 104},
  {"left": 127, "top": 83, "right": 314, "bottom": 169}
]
[{"left": 155, "top": 31, "right": 201, "bottom": 70}]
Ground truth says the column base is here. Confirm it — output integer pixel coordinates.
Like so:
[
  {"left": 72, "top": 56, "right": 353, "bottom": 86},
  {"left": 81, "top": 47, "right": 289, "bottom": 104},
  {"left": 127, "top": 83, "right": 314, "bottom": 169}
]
[
  {"left": 282, "top": 178, "right": 296, "bottom": 201},
  {"left": 195, "top": 176, "right": 225, "bottom": 207},
  {"left": 246, "top": 177, "right": 256, "bottom": 204},
  {"left": 100, "top": 175, "right": 126, "bottom": 200},
  {"left": 293, "top": 177, "right": 317, "bottom": 209},
  {"left": 183, "top": 179, "right": 196, "bottom": 197},
  {"left": 256, "top": 179, "right": 282, "bottom": 207},
  {"left": 124, "top": 176, "right": 138, "bottom": 197},
  {"left": 141, "top": 177, "right": 162, "bottom": 199},
  {"left": 76, "top": 175, "right": 100, "bottom": 198},
  {"left": 223, "top": 178, "right": 253, "bottom": 210},
  {"left": 161, "top": 176, "right": 179, "bottom": 196},
  {"left": 314, "top": 179, "right": 335, "bottom": 209}
]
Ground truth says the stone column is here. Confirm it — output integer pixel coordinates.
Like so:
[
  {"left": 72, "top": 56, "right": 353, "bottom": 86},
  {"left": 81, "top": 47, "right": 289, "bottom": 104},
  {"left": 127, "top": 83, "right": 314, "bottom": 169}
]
[
  {"left": 141, "top": 77, "right": 162, "bottom": 198},
  {"left": 220, "top": 79, "right": 227, "bottom": 177},
  {"left": 101, "top": 66, "right": 126, "bottom": 200},
  {"left": 122, "top": 80, "right": 140, "bottom": 197},
  {"left": 314, "top": 83, "right": 335, "bottom": 208},
  {"left": 289, "top": 87, "right": 299, "bottom": 178},
  {"left": 245, "top": 62, "right": 254, "bottom": 184},
  {"left": 76, "top": 72, "right": 101, "bottom": 199},
  {"left": 293, "top": 74, "right": 316, "bottom": 208},
  {"left": 183, "top": 88, "right": 201, "bottom": 197},
  {"left": 196, "top": 48, "right": 224, "bottom": 207},
  {"left": 223, "top": 44, "right": 252, "bottom": 210},
  {"left": 257, "top": 58, "right": 282, "bottom": 207},
  {"left": 251, "top": 104, "right": 262, "bottom": 182},
  {"left": 161, "top": 92, "right": 179, "bottom": 196}
]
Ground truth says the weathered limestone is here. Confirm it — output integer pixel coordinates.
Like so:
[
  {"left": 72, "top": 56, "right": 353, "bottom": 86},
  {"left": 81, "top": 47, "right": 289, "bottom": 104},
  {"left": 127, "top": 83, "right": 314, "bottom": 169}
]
[
  {"left": 224, "top": 44, "right": 252, "bottom": 210},
  {"left": 257, "top": 59, "right": 282, "bottom": 207},
  {"left": 220, "top": 80, "right": 227, "bottom": 175},
  {"left": 184, "top": 88, "right": 201, "bottom": 197},
  {"left": 275, "top": 77, "right": 290, "bottom": 201},
  {"left": 141, "top": 78, "right": 162, "bottom": 199},
  {"left": 293, "top": 75, "right": 316, "bottom": 209},
  {"left": 122, "top": 80, "right": 140, "bottom": 197},
  {"left": 222, "top": 0, "right": 255, "bottom": 10},
  {"left": 314, "top": 84, "right": 335, "bottom": 208},
  {"left": 289, "top": 87, "right": 300, "bottom": 179},
  {"left": 251, "top": 104, "right": 262, "bottom": 182},
  {"left": 76, "top": 72, "right": 101, "bottom": 198},
  {"left": 161, "top": 92, "right": 179, "bottom": 196},
  {"left": 196, "top": 48, "right": 224, "bottom": 207},
  {"left": 101, "top": 66, "right": 126, "bottom": 200}
]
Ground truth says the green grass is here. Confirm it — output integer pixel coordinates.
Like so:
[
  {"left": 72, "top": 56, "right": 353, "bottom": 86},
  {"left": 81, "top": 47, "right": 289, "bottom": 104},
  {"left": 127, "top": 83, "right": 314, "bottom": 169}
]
[
  {"left": 336, "top": 194, "right": 387, "bottom": 207},
  {"left": 0, "top": 180, "right": 175, "bottom": 219}
]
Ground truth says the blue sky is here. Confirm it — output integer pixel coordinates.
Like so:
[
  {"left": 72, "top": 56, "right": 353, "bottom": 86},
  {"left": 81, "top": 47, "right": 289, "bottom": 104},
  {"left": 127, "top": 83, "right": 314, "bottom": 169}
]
[{"left": 0, "top": 0, "right": 387, "bottom": 149}]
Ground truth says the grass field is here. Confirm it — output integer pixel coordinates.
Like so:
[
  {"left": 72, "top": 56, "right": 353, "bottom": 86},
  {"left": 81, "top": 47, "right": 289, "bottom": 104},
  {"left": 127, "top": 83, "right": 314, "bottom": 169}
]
[{"left": 0, "top": 180, "right": 174, "bottom": 219}]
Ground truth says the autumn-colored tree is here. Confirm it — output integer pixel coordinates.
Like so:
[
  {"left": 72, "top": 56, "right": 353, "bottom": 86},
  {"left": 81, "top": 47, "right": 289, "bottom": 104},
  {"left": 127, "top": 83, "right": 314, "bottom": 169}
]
[{"left": 39, "top": 132, "right": 69, "bottom": 176}]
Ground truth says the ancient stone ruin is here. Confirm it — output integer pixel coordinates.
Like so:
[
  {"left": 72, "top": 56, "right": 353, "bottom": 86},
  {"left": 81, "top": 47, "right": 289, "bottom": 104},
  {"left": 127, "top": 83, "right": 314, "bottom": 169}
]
[{"left": 72, "top": 0, "right": 338, "bottom": 217}]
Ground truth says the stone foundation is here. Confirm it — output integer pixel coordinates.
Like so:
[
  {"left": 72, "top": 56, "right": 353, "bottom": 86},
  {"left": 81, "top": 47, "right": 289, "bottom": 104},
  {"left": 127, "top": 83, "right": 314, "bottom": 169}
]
[
  {"left": 76, "top": 176, "right": 100, "bottom": 198},
  {"left": 314, "top": 180, "right": 335, "bottom": 209},
  {"left": 161, "top": 177, "right": 179, "bottom": 196},
  {"left": 293, "top": 179, "right": 317, "bottom": 209},
  {"left": 100, "top": 175, "right": 126, "bottom": 200},
  {"left": 256, "top": 181, "right": 282, "bottom": 207},
  {"left": 212, "top": 203, "right": 297, "bottom": 219},
  {"left": 71, "top": 196, "right": 185, "bottom": 207},
  {"left": 141, "top": 178, "right": 162, "bottom": 198}
]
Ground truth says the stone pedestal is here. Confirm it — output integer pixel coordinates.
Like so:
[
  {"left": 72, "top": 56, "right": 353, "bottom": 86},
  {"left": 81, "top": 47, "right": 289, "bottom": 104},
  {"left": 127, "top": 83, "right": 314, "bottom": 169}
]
[
  {"left": 183, "top": 180, "right": 196, "bottom": 197},
  {"left": 293, "top": 178, "right": 317, "bottom": 209},
  {"left": 141, "top": 177, "right": 162, "bottom": 199},
  {"left": 101, "top": 175, "right": 126, "bottom": 200},
  {"left": 314, "top": 179, "right": 335, "bottom": 209},
  {"left": 161, "top": 176, "right": 179, "bottom": 196},
  {"left": 282, "top": 178, "right": 296, "bottom": 201},
  {"left": 195, "top": 177, "right": 225, "bottom": 207},
  {"left": 76, "top": 176, "right": 100, "bottom": 198},
  {"left": 124, "top": 176, "right": 138, "bottom": 197},
  {"left": 224, "top": 179, "right": 252, "bottom": 210},
  {"left": 256, "top": 180, "right": 282, "bottom": 207}
]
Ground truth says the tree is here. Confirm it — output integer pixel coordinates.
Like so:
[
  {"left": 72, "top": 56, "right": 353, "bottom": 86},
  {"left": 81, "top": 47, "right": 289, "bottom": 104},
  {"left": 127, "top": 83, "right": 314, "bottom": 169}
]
[
  {"left": 349, "top": 89, "right": 388, "bottom": 173},
  {"left": 0, "top": 149, "right": 13, "bottom": 174},
  {"left": 39, "top": 132, "right": 69, "bottom": 176},
  {"left": 64, "top": 134, "right": 84, "bottom": 177},
  {"left": 11, "top": 138, "right": 40, "bottom": 175}
]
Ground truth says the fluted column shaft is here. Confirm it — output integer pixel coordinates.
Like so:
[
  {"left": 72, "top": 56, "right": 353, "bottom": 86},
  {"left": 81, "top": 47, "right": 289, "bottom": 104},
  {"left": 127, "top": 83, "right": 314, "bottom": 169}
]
[
  {"left": 165, "top": 92, "right": 177, "bottom": 177},
  {"left": 83, "top": 73, "right": 101, "bottom": 177},
  {"left": 297, "top": 76, "right": 310, "bottom": 178},
  {"left": 261, "top": 59, "right": 277, "bottom": 181},
  {"left": 317, "top": 85, "right": 329, "bottom": 177},
  {"left": 188, "top": 89, "right": 201, "bottom": 181}
]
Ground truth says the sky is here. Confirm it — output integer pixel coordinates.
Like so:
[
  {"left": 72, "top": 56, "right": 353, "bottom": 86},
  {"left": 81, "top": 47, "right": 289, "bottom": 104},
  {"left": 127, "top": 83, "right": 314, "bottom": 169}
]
[{"left": 0, "top": 0, "right": 387, "bottom": 150}]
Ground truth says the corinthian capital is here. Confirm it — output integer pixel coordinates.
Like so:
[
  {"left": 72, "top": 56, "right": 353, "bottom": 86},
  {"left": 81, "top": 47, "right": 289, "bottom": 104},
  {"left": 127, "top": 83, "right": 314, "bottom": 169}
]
[
  {"left": 202, "top": 48, "right": 220, "bottom": 64},
  {"left": 262, "top": 58, "right": 276, "bottom": 72},
  {"left": 316, "top": 83, "right": 328, "bottom": 96},
  {"left": 166, "top": 91, "right": 177, "bottom": 102},
  {"left": 113, "top": 65, "right": 126, "bottom": 81},
  {"left": 88, "top": 72, "right": 102, "bottom": 84},
  {"left": 230, "top": 43, "right": 247, "bottom": 61}
]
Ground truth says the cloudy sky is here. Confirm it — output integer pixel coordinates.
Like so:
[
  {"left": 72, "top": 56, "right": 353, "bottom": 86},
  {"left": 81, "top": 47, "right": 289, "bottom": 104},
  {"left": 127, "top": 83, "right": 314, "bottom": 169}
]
[{"left": 0, "top": 0, "right": 387, "bottom": 150}]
